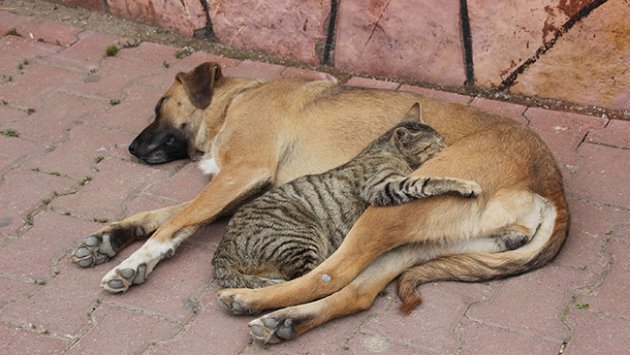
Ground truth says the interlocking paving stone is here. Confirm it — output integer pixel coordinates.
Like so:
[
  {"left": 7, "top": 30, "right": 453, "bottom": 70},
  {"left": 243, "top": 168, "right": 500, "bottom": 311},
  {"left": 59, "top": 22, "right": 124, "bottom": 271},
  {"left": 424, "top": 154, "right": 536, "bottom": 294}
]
[
  {"left": 564, "top": 305, "right": 630, "bottom": 355},
  {"left": 554, "top": 199, "right": 626, "bottom": 273},
  {"left": 586, "top": 119, "right": 630, "bottom": 149},
  {"left": 101, "top": 242, "right": 215, "bottom": 322},
  {"left": 467, "top": 265, "right": 592, "bottom": 341},
  {"left": 470, "top": 97, "right": 529, "bottom": 125},
  {"left": 399, "top": 84, "right": 473, "bottom": 105},
  {"left": 19, "top": 20, "right": 82, "bottom": 47},
  {"left": 224, "top": 59, "right": 287, "bottom": 80},
  {"left": 146, "top": 163, "right": 211, "bottom": 203},
  {"left": 0, "top": 276, "right": 38, "bottom": 311},
  {"left": 457, "top": 318, "right": 560, "bottom": 355},
  {"left": 0, "top": 211, "right": 99, "bottom": 281},
  {"left": 0, "top": 323, "right": 69, "bottom": 355},
  {"left": 526, "top": 107, "right": 607, "bottom": 180},
  {"left": 0, "top": 130, "right": 44, "bottom": 173},
  {"left": 576, "top": 239, "right": 630, "bottom": 319},
  {"left": 42, "top": 30, "right": 124, "bottom": 70},
  {"left": 51, "top": 158, "right": 171, "bottom": 221},
  {"left": 0, "top": 61, "right": 81, "bottom": 110},
  {"left": 0, "top": 261, "right": 106, "bottom": 337},
  {"left": 570, "top": 143, "right": 630, "bottom": 209},
  {"left": 65, "top": 303, "right": 180, "bottom": 355},
  {"left": 146, "top": 290, "right": 251, "bottom": 355},
  {"left": 357, "top": 282, "right": 494, "bottom": 354},
  {"left": 23, "top": 125, "right": 135, "bottom": 180},
  {"left": 0, "top": 168, "right": 76, "bottom": 235},
  {"left": 139, "top": 51, "right": 241, "bottom": 89}
]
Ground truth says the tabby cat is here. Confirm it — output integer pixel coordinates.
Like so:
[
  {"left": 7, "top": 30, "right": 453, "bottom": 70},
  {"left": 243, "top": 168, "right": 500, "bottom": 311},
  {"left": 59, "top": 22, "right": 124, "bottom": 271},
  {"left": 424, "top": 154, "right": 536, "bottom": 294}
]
[{"left": 212, "top": 104, "right": 481, "bottom": 288}]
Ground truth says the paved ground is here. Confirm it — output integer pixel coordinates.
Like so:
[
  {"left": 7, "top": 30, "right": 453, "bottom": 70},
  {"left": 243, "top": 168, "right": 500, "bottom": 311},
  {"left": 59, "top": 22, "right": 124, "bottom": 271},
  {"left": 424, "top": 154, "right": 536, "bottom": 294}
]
[{"left": 1, "top": 10, "right": 629, "bottom": 355}]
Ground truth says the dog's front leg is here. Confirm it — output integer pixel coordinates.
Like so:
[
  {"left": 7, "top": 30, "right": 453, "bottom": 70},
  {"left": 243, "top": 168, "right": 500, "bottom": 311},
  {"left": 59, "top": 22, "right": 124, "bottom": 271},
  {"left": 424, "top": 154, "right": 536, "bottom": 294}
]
[
  {"left": 72, "top": 203, "right": 188, "bottom": 268},
  {"left": 100, "top": 166, "right": 272, "bottom": 292}
]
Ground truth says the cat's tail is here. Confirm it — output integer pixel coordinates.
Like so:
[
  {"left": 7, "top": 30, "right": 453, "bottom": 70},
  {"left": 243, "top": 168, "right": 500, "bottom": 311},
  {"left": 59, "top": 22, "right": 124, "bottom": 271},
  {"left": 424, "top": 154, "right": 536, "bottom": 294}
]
[
  {"left": 212, "top": 257, "right": 285, "bottom": 289},
  {"left": 397, "top": 193, "right": 570, "bottom": 314}
]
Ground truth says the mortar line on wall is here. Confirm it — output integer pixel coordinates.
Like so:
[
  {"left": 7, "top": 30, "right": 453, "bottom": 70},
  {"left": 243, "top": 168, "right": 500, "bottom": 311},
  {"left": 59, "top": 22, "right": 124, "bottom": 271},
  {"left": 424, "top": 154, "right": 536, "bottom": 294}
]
[
  {"left": 497, "top": 0, "right": 609, "bottom": 91},
  {"left": 459, "top": 0, "right": 475, "bottom": 87},
  {"left": 323, "top": 0, "right": 340, "bottom": 65}
]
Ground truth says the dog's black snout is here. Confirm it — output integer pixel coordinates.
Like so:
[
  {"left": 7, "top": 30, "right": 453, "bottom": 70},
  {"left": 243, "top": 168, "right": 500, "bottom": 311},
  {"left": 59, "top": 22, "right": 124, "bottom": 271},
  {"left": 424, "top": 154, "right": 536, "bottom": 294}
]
[
  {"left": 128, "top": 140, "right": 138, "bottom": 156},
  {"left": 164, "top": 134, "right": 176, "bottom": 146}
]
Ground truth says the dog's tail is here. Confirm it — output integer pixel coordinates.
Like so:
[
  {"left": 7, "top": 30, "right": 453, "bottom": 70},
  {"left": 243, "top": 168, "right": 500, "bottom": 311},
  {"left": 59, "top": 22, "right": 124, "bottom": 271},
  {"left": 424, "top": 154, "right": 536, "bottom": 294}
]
[{"left": 397, "top": 193, "right": 570, "bottom": 314}]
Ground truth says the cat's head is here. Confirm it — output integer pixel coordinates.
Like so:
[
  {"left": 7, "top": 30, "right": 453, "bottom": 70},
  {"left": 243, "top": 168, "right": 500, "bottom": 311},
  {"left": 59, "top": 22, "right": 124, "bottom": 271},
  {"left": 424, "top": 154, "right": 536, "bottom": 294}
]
[{"left": 391, "top": 103, "right": 445, "bottom": 168}]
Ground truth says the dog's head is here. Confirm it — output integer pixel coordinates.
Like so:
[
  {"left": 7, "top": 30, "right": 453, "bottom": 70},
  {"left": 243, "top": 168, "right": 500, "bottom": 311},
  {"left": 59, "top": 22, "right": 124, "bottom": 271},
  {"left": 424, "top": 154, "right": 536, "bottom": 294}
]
[{"left": 129, "top": 62, "right": 223, "bottom": 164}]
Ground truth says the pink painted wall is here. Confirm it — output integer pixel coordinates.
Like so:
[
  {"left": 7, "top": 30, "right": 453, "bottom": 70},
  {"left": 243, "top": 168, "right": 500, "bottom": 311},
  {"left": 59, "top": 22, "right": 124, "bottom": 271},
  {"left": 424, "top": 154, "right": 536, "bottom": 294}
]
[{"left": 45, "top": 0, "right": 630, "bottom": 113}]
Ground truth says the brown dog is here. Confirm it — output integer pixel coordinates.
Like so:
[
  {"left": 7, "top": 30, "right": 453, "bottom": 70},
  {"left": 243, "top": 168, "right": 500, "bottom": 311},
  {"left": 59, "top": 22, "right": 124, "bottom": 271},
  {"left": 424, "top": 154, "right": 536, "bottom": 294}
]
[{"left": 72, "top": 62, "right": 568, "bottom": 344}]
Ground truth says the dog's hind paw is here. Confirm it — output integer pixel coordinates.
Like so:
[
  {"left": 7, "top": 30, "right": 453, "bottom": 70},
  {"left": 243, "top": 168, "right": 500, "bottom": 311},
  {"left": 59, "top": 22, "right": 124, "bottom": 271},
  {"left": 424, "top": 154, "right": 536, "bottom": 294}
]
[
  {"left": 217, "top": 290, "right": 260, "bottom": 315},
  {"left": 249, "top": 315, "right": 297, "bottom": 344},
  {"left": 72, "top": 233, "right": 115, "bottom": 268}
]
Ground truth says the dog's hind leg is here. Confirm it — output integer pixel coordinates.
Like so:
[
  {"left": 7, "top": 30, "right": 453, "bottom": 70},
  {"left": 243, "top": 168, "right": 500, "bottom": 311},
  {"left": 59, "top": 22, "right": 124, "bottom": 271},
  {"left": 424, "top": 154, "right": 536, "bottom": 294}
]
[
  {"left": 100, "top": 166, "right": 272, "bottom": 292},
  {"left": 217, "top": 202, "right": 426, "bottom": 314},
  {"left": 72, "top": 202, "right": 187, "bottom": 268},
  {"left": 244, "top": 243, "right": 444, "bottom": 344}
]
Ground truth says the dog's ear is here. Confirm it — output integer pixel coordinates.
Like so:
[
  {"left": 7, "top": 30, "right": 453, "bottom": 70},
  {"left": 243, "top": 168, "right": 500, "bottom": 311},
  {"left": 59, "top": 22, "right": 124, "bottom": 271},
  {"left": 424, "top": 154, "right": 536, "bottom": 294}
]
[
  {"left": 400, "top": 102, "right": 424, "bottom": 123},
  {"left": 176, "top": 62, "right": 223, "bottom": 109}
]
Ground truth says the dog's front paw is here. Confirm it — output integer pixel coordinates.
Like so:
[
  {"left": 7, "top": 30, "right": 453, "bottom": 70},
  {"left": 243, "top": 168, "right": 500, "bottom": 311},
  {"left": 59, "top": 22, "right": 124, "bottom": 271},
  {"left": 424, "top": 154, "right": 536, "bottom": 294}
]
[
  {"left": 101, "top": 262, "right": 148, "bottom": 293},
  {"left": 73, "top": 224, "right": 144, "bottom": 268},
  {"left": 72, "top": 233, "right": 116, "bottom": 268}
]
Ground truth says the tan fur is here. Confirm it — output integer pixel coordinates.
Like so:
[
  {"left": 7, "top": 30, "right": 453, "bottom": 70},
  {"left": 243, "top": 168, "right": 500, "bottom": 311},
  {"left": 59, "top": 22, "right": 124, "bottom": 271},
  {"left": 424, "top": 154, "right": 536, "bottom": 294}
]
[{"left": 74, "top": 63, "right": 568, "bottom": 343}]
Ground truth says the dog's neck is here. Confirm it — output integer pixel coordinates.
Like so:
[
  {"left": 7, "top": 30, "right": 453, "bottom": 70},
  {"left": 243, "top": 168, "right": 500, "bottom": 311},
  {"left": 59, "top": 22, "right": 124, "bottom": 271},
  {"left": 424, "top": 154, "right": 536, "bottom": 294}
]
[{"left": 191, "top": 78, "right": 267, "bottom": 159}]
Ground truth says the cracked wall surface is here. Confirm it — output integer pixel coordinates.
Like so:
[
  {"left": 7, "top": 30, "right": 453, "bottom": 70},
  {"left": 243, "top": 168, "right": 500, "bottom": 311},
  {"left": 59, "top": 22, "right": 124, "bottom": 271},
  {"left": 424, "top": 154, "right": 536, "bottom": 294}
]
[{"left": 45, "top": 0, "right": 629, "bottom": 113}]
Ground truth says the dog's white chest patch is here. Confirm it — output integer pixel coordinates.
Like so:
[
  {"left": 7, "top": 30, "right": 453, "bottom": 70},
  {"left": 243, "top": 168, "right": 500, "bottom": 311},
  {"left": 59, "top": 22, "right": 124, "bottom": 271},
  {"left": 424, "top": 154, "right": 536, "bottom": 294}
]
[{"left": 198, "top": 157, "right": 220, "bottom": 175}]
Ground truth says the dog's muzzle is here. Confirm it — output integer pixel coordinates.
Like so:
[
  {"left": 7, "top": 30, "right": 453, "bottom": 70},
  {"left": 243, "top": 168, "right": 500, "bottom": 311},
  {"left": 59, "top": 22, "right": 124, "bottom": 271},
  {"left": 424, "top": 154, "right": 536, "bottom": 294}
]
[{"left": 129, "top": 123, "right": 189, "bottom": 164}]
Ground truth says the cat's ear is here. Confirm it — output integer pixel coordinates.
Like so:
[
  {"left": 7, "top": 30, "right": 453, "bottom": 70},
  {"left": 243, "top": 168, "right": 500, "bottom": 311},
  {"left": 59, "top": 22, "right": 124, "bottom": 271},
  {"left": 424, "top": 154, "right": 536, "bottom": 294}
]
[
  {"left": 392, "top": 127, "right": 412, "bottom": 148},
  {"left": 401, "top": 102, "right": 424, "bottom": 123}
]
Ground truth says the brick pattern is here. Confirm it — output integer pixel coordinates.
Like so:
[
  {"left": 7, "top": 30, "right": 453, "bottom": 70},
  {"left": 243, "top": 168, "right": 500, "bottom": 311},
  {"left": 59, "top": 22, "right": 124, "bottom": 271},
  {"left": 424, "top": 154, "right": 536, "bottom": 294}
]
[{"left": 0, "top": 11, "right": 629, "bottom": 354}]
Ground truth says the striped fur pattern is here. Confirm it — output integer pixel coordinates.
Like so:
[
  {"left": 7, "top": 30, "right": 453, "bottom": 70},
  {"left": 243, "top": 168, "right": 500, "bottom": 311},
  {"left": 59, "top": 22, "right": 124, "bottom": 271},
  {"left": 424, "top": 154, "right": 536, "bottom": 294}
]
[{"left": 212, "top": 116, "right": 481, "bottom": 289}]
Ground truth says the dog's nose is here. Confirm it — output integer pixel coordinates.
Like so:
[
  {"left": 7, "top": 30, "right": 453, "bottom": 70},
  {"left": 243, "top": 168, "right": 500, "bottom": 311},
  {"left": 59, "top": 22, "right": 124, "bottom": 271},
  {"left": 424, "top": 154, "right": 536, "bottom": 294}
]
[{"left": 128, "top": 140, "right": 138, "bottom": 156}]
